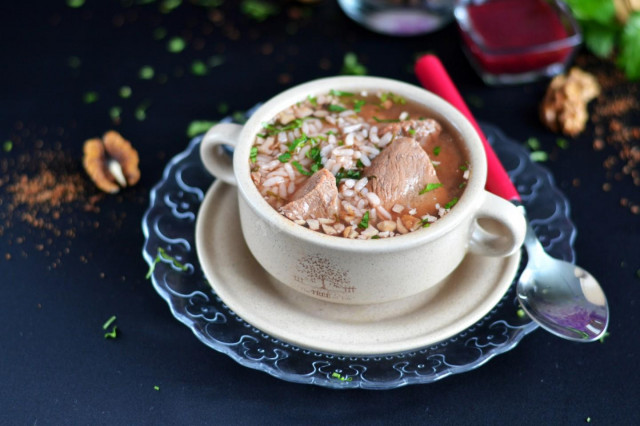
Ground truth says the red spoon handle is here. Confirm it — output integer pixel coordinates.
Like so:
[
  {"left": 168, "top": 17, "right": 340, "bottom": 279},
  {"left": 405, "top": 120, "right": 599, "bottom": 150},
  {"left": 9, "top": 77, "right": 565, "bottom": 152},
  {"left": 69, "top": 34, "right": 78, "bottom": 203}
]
[{"left": 414, "top": 54, "right": 521, "bottom": 202}]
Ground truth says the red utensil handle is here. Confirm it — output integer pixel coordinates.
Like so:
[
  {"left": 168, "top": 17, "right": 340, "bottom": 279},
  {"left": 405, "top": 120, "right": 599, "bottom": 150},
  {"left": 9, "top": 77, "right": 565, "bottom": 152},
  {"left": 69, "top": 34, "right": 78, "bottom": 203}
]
[{"left": 414, "top": 54, "right": 521, "bottom": 202}]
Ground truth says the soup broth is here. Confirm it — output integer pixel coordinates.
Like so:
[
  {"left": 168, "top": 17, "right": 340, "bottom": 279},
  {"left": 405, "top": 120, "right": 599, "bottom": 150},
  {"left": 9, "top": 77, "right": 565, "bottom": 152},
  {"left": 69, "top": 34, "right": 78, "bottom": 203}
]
[{"left": 249, "top": 90, "right": 469, "bottom": 239}]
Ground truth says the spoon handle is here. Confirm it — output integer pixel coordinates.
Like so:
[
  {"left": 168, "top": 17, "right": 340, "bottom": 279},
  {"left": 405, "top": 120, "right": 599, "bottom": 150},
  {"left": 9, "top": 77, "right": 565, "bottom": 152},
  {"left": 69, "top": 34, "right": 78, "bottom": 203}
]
[{"left": 414, "top": 55, "right": 521, "bottom": 202}]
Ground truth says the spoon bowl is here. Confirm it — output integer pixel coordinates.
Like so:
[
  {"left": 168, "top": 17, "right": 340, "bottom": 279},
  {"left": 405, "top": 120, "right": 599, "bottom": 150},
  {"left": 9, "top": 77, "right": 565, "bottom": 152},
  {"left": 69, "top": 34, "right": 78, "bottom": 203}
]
[{"left": 516, "top": 208, "right": 609, "bottom": 342}]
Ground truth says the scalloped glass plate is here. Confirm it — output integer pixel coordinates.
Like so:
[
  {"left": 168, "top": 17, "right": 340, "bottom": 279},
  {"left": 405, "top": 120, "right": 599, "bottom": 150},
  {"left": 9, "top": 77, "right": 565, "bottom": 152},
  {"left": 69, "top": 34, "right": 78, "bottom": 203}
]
[{"left": 142, "top": 109, "right": 576, "bottom": 389}]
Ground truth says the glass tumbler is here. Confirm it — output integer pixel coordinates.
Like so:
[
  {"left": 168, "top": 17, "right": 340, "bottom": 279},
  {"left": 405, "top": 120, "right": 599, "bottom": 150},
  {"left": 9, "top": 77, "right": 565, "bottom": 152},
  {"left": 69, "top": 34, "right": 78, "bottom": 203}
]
[{"left": 337, "top": 0, "right": 456, "bottom": 36}]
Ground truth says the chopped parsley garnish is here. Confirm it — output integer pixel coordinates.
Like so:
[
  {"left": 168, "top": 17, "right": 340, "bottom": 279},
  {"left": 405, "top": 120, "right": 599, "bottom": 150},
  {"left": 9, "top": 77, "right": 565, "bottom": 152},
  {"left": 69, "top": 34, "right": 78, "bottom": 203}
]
[
  {"left": 530, "top": 151, "right": 548, "bottom": 162},
  {"left": 459, "top": 164, "right": 469, "bottom": 171},
  {"left": 103, "top": 314, "right": 118, "bottom": 339},
  {"left": 307, "top": 95, "right": 318, "bottom": 106},
  {"left": 419, "top": 182, "right": 443, "bottom": 194},
  {"left": 329, "top": 89, "right": 355, "bottom": 97},
  {"left": 328, "top": 104, "right": 346, "bottom": 112},
  {"left": 380, "top": 92, "right": 406, "bottom": 105},
  {"left": 146, "top": 247, "right": 189, "bottom": 279},
  {"left": 260, "top": 118, "right": 304, "bottom": 137},
  {"left": 83, "top": 91, "right": 99, "bottom": 104},
  {"left": 458, "top": 181, "right": 467, "bottom": 189},
  {"left": 433, "top": 146, "right": 441, "bottom": 156},
  {"left": 288, "top": 134, "right": 308, "bottom": 152},
  {"left": 371, "top": 235, "right": 380, "bottom": 239},
  {"left": 334, "top": 167, "right": 362, "bottom": 183},
  {"left": 154, "top": 386, "right": 160, "bottom": 391},
  {"left": 3, "top": 140, "right": 13, "bottom": 152},
  {"left": 118, "top": 86, "right": 132, "bottom": 98},
  {"left": 526, "top": 137, "right": 541, "bottom": 151},
  {"left": 278, "top": 152, "right": 291, "bottom": 163},
  {"left": 353, "top": 99, "right": 366, "bottom": 112},
  {"left": 358, "top": 211, "right": 370, "bottom": 229},
  {"left": 306, "top": 146, "right": 323, "bottom": 171},
  {"left": 444, "top": 197, "right": 459, "bottom": 209},
  {"left": 250, "top": 146, "right": 259, "bottom": 163},
  {"left": 191, "top": 60, "right": 208, "bottom": 76},
  {"left": 241, "top": 0, "right": 279, "bottom": 21},
  {"left": 408, "top": 129, "right": 416, "bottom": 136},
  {"left": 421, "top": 219, "right": 431, "bottom": 228},
  {"left": 291, "top": 161, "right": 311, "bottom": 176},
  {"left": 556, "top": 138, "right": 569, "bottom": 149},
  {"left": 372, "top": 117, "right": 400, "bottom": 123}
]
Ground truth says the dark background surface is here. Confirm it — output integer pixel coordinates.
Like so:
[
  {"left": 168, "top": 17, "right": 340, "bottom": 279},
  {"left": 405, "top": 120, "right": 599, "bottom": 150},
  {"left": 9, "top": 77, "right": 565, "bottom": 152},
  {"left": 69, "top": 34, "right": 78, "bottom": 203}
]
[{"left": 1, "top": 1, "right": 638, "bottom": 424}]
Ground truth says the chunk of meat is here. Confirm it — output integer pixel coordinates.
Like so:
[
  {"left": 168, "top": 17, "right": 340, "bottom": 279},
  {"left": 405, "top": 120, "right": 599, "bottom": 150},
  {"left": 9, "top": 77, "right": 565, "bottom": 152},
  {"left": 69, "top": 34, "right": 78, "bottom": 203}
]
[
  {"left": 366, "top": 137, "right": 448, "bottom": 216},
  {"left": 380, "top": 119, "right": 442, "bottom": 149},
  {"left": 280, "top": 168, "right": 339, "bottom": 221}
]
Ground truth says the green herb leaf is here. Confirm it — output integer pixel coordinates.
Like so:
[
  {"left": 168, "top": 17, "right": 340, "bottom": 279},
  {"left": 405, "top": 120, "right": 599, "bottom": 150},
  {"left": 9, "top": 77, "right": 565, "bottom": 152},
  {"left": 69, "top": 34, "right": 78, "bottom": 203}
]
[
  {"left": 146, "top": 247, "right": 188, "bottom": 279},
  {"left": 556, "top": 138, "right": 569, "bottom": 149},
  {"left": 288, "top": 135, "right": 308, "bottom": 152},
  {"left": 353, "top": 99, "right": 366, "bottom": 112},
  {"left": 191, "top": 60, "right": 208, "bottom": 76},
  {"left": 358, "top": 211, "right": 369, "bottom": 229},
  {"left": 83, "top": 91, "right": 99, "bottom": 104},
  {"left": 307, "top": 95, "right": 318, "bottom": 106},
  {"left": 419, "top": 182, "right": 443, "bottom": 194},
  {"left": 119, "top": 86, "right": 132, "bottom": 98},
  {"left": 372, "top": 116, "right": 399, "bottom": 123},
  {"left": 250, "top": 146, "right": 259, "bottom": 163},
  {"left": 328, "top": 104, "right": 346, "bottom": 112},
  {"left": 154, "top": 385, "right": 160, "bottom": 391},
  {"left": 525, "top": 137, "right": 541, "bottom": 150},
  {"left": 444, "top": 197, "right": 459, "bottom": 209},
  {"left": 329, "top": 89, "right": 355, "bottom": 97},
  {"left": 278, "top": 152, "right": 291, "bottom": 163},
  {"left": 433, "top": 146, "right": 441, "bottom": 156},
  {"left": 3, "top": 140, "right": 13, "bottom": 152},
  {"left": 66, "top": 0, "right": 85, "bottom": 8},
  {"left": 291, "top": 161, "right": 311, "bottom": 176}
]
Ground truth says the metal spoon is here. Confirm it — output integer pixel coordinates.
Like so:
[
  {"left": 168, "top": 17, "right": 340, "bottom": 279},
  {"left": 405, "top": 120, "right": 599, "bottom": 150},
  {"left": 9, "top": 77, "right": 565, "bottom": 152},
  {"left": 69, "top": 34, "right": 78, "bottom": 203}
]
[
  {"left": 415, "top": 54, "right": 609, "bottom": 342},
  {"left": 516, "top": 206, "right": 609, "bottom": 342}
]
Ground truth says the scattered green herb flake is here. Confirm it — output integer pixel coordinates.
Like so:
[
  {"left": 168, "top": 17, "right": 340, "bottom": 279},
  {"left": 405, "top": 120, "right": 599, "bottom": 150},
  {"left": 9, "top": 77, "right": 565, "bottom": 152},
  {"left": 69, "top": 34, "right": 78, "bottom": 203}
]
[
  {"left": 328, "top": 104, "right": 346, "bottom": 112},
  {"left": 371, "top": 235, "right": 380, "bottom": 239},
  {"left": 67, "top": 56, "right": 82, "bottom": 69},
  {"left": 433, "top": 146, "right": 441, "bottom": 156},
  {"left": 421, "top": 220, "right": 431, "bottom": 228},
  {"left": 109, "top": 106, "right": 122, "bottom": 122},
  {"left": 167, "top": 36, "right": 186, "bottom": 53},
  {"left": 329, "top": 89, "right": 355, "bottom": 97},
  {"left": 556, "top": 138, "right": 569, "bottom": 149},
  {"left": 208, "top": 55, "right": 225, "bottom": 68},
  {"left": 119, "top": 86, "right": 132, "bottom": 98},
  {"left": 288, "top": 135, "right": 308, "bottom": 152},
  {"left": 459, "top": 164, "right": 468, "bottom": 171},
  {"left": 458, "top": 181, "right": 467, "bottom": 189},
  {"left": 186, "top": 120, "right": 217, "bottom": 138},
  {"left": 517, "top": 309, "right": 526, "bottom": 319},
  {"left": 232, "top": 111, "right": 247, "bottom": 124},
  {"left": 358, "top": 211, "right": 370, "bottom": 229},
  {"left": 278, "top": 152, "right": 291, "bottom": 163},
  {"left": 408, "top": 129, "right": 416, "bottom": 136},
  {"left": 83, "top": 91, "right": 99, "bottom": 104},
  {"left": 250, "top": 147, "right": 259, "bottom": 163},
  {"left": 526, "top": 137, "right": 541, "bottom": 151},
  {"left": 444, "top": 197, "right": 459, "bottom": 209},
  {"left": 3, "top": 140, "right": 13, "bottom": 152},
  {"left": 191, "top": 60, "right": 208, "bottom": 76},
  {"left": 102, "top": 315, "right": 117, "bottom": 330},
  {"left": 135, "top": 101, "right": 151, "bottom": 121},
  {"left": 341, "top": 52, "right": 367, "bottom": 76},
  {"left": 104, "top": 326, "right": 118, "bottom": 339},
  {"left": 66, "top": 0, "right": 85, "bottom": 8},
  {"left": 241, "top": 0, "right": 279, "bottom": 21},
  {"left": 153, "top": 27, "right": 168, "bottom": 40},
  {"left": 530, "top": 151, "right": 548, "bottom": 162},
  {"left": 599, "top": 331, "right": 610, "bottom": 343},
  {"left": 217, "top": 103, "right": 229, "bottom": 115},
  {"left": 307, "top": 95, "right": 318, "bottom": 106},
  {"left": 419, "top": 182, "right": 443, "bottom": 195},
  {"left": 353, "top": 99, "right": 366, "bottom": 112},
  {"left": 160, "top": 0, "right": 182, "bottom": 14},
  {"left": 154, "top": 385, "right": 160, "bottom": 391},
  {"left": 139, "top": 65, "right": 155, "bottom": 80},
  {"left": 146, "top": 247, "right": 188, "bottom": 279},
  {"left": 586, "top": 417, "right": 591, "bottom": 423}
]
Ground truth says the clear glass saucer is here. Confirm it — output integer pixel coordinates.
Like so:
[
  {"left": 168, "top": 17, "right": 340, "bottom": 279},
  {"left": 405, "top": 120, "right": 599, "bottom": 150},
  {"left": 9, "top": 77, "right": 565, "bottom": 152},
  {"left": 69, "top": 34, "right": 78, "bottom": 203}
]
[{"left": 142, "top": 108, "right": 575, "bottom": 389}]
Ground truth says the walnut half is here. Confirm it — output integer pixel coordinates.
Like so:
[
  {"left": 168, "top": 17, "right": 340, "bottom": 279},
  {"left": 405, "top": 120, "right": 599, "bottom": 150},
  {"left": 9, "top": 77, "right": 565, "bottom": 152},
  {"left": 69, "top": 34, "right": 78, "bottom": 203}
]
[
  {"left": 83, "top": 131, "right": 140, "bottom": 193},
  {"left": 540, "top": 68, "right": 601, "bottom": 137}
]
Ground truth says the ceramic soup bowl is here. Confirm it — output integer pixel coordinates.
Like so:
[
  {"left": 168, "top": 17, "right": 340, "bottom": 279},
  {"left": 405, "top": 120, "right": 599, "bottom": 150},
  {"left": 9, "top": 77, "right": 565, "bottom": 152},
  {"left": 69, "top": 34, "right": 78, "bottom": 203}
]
[{"left": 199, "top": 76, "right": 525, "bottom": 305}]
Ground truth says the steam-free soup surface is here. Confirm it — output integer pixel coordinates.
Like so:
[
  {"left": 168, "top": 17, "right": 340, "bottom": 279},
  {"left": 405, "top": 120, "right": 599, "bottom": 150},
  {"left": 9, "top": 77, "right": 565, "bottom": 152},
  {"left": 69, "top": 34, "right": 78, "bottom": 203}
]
[{"left": 249, "top": 90, "right": 469, "bottom": 239}]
